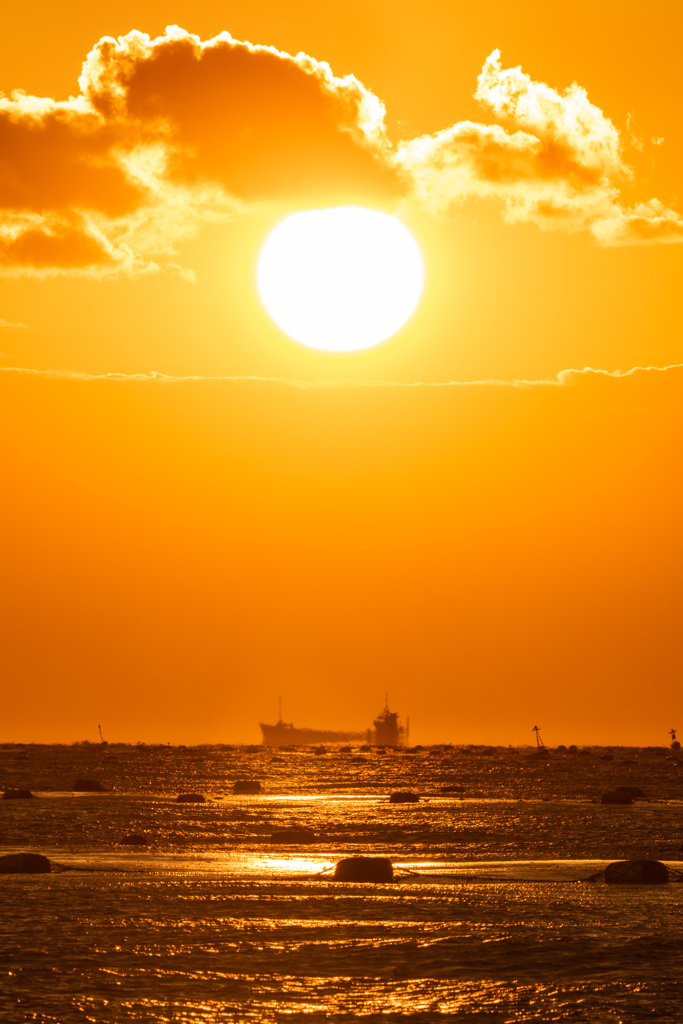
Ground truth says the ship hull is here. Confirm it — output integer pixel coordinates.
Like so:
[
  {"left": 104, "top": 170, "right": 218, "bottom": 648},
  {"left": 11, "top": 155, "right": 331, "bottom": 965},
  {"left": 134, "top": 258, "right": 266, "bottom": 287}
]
[{"left": 260, "top": 722, "right": 365, "bottom": 746}]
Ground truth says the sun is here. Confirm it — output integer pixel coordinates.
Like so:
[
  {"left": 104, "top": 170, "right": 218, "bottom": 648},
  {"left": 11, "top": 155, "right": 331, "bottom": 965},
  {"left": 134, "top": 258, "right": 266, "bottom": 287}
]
[{"left": 257, "top": 206, "right": 424, "bottom": 352}]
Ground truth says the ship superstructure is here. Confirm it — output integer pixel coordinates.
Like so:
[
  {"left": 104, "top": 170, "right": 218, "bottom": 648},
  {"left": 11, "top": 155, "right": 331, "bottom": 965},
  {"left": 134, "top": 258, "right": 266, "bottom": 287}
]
[{"left": 368, "top": 696, "right": 405, "bottom": 746}]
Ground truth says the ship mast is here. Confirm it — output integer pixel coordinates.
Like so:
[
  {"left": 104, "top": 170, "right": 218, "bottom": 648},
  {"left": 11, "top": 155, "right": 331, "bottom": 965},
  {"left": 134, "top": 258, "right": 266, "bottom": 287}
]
[
  {"left": 278, "top": 696, "right": 283, "bottom": 724},
  {"left": 532, "top": 725, "right": 545, "bottom": 749}
]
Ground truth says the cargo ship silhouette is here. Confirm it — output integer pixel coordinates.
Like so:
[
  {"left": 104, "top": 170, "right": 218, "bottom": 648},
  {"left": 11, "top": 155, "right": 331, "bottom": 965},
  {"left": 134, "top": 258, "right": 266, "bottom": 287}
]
[{"left": 259, "top": 696, "right": 405, "bottom": 747}]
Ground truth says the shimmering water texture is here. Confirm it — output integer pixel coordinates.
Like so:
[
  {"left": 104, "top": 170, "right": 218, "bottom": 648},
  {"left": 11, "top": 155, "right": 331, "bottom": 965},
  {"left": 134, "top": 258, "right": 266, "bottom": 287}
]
[{"left": 1, "top": 744, "right": 682, "bottom": 1022}]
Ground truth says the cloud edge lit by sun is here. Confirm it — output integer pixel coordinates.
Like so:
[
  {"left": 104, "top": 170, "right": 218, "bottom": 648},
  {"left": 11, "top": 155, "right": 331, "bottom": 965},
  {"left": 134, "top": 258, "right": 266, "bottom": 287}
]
[{"left": 1, "top": 27, "right": 682, "bottom": 280}]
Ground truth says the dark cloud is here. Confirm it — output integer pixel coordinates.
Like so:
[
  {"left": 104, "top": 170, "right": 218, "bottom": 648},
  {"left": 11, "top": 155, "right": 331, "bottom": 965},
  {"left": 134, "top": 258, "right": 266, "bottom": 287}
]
[
  {"left": 0, "top": 219, "right": 114, "bottom": 268},
  {"left": 0, "top": 30, "right": 680, "bottom": 276},
  {"left": 0, "top": 105, "right": 140, "bottom": 216},
  {"left": 83, "top": 29, "right": 396, "bottom": 203}
]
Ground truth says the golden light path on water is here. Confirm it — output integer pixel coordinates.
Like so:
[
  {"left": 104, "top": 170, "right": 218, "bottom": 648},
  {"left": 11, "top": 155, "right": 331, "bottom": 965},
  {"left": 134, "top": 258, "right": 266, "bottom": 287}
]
[{"left": 2, "top": 742, "right": 683, "bottom": 1022}]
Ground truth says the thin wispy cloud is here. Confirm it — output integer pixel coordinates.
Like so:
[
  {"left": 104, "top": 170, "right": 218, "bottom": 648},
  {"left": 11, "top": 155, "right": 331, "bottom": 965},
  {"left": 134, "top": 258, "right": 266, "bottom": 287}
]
[
  {"left": 2, "top": 362, "right": 682, "bottom": 393},
  {"left": 0, "top": 28, "right": 680, "bottom": 277}
]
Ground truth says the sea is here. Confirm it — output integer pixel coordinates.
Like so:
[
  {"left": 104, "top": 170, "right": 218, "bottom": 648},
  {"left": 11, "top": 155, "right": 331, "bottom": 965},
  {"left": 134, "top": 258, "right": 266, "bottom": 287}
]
[{"left": 1, "top": 742, "right": 682, "bottom": 1023}]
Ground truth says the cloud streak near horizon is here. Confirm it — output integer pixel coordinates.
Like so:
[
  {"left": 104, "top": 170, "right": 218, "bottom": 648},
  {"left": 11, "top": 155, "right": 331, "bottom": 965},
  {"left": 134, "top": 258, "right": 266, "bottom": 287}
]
[
  {"left": 2, "top": 361, "right": 683, "bottom": 395},
  {"left": 1, "top": 27, "right": 681, "bottom": 277}
]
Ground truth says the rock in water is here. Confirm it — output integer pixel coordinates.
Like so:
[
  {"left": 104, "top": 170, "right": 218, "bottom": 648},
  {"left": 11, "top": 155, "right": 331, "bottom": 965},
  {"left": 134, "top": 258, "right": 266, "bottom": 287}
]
[
  {"left": 0, "top": 853, "right": 51, "bottom": 874},
  {"left": 601, "top": 790, "right": 633, "bottom": 804},
  {"left": 389, "top": 792, "right": 420, "bottom": 803},
  {"left": 605, "top": 860, "right": 669, "bottom": 884},
  {"left": 73, "top": 779, "right": 107, "bottom": 792},
  {"left": 233, "top": 780, "right": 262, "bottom": 794},
  {"left": 2, "top": 789, "right": 35, "bottom": 800},
  {"left": 615, "top": 786, "right": 647, "bottom": 799},
  {"left": 119, "top": 833, "right": 150, "bottom": 845},
  {"left": 333, "top": 857, "right": 394, "bottom": 882},
  {"left": 176, "top": 793, "right": 205, "bottom": 803}
]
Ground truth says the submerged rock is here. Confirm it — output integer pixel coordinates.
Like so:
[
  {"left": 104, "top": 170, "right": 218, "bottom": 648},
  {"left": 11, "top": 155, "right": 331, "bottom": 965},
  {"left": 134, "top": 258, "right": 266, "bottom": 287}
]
[
  {"left": 233, "top": 780, "right": 262, "bottom": 794},
  {"left": 601, "top": 790, "right": 633, "bottom": 805},
  {"left": 615, "top": 786, "right": 647, "bottom": 800},
  {"left": 119, "top": 833, "right": 150, "bottom": 845},
  {"left": 333, "top": 856, "right": 394, "bottom": 882},
  {"left": 73, "top": 779, "right": 106, "bottom": 792},
  {"left": 2, "top": 789, "right": 35, "bottom": 800},
  {"left": 176, "top": 792, "right": 205, "bottom": 803},
  {"left": 605, "top": 859, "right": 669, "bottom": 884},
  {"left": 389, "top": 791, "right": 419, "bottom": 803},
  {"left": 0, "top": 853, "right": 51, "bottom": 874}
]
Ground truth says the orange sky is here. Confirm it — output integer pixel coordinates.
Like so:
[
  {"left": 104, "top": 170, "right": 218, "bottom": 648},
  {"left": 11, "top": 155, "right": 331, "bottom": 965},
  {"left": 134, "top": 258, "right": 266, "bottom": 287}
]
[{"left": 1, "top": 1, "right": 682, "bottom": 746}]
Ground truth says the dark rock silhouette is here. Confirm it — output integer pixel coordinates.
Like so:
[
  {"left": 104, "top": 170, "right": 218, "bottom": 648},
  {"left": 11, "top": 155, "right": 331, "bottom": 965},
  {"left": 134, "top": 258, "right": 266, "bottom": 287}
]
[
  {"left": 313, "top": 746, "right": 327, "bottom": 756},
  {"left": 119, "top": 833, "right": 150, "bottom": 845},
  {"left": 615, "top": 786, "right": 647, "bottom": 800},
  {"left": 333, "top": 856, "right": 393, "bottom": 882},
  {"left": 0, "top": 853, "right": 50, "bottom": 874},
  {"left": 601, "top": 790, "right": 633, "bottom": 804},
  {"left": 2, "top": 789, "right": 35, "bottom": 800},
  {"left": 389, "top": 791, "right": 419, "bottom": 803},
  {"left": 605, "top": 859, "right": 669, "bottom": 884},
  {"left": 233, "top": 780, "right": 262, "bottom": 794},
  {"left": 269, "top": 827, "right": 317, "bottom": 843},
  {"left": 176, "top": 793, "right": 205, "bottom": 803},
  {"left": 73, "top": 779, "right": 106, "bottom": 792}
]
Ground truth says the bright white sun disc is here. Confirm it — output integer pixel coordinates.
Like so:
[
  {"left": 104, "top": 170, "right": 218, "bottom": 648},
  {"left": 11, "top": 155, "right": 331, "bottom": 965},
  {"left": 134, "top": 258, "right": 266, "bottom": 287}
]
[{"left": 257, "top": 206, "right": 423, "bottom": 352}]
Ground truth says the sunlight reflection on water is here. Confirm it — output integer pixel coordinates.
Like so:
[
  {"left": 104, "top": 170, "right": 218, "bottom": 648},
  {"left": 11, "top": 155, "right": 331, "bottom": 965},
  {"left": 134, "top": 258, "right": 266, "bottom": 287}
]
[{"left": 2, "top": 743, "right": 683, "bottom": 1021}]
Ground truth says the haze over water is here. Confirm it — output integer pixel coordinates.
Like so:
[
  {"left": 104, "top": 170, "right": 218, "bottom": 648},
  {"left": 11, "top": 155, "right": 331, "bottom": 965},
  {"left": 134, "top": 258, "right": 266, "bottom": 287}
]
[{"left": 1, "top": 742, "right": 682, "bottom": 1022}]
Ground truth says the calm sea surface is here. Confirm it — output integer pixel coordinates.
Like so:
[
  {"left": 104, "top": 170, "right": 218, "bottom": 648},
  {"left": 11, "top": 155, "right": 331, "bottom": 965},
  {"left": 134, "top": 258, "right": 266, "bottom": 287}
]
[{"left": 1, "top": 743, "right": 682, "bottom": 1022}]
